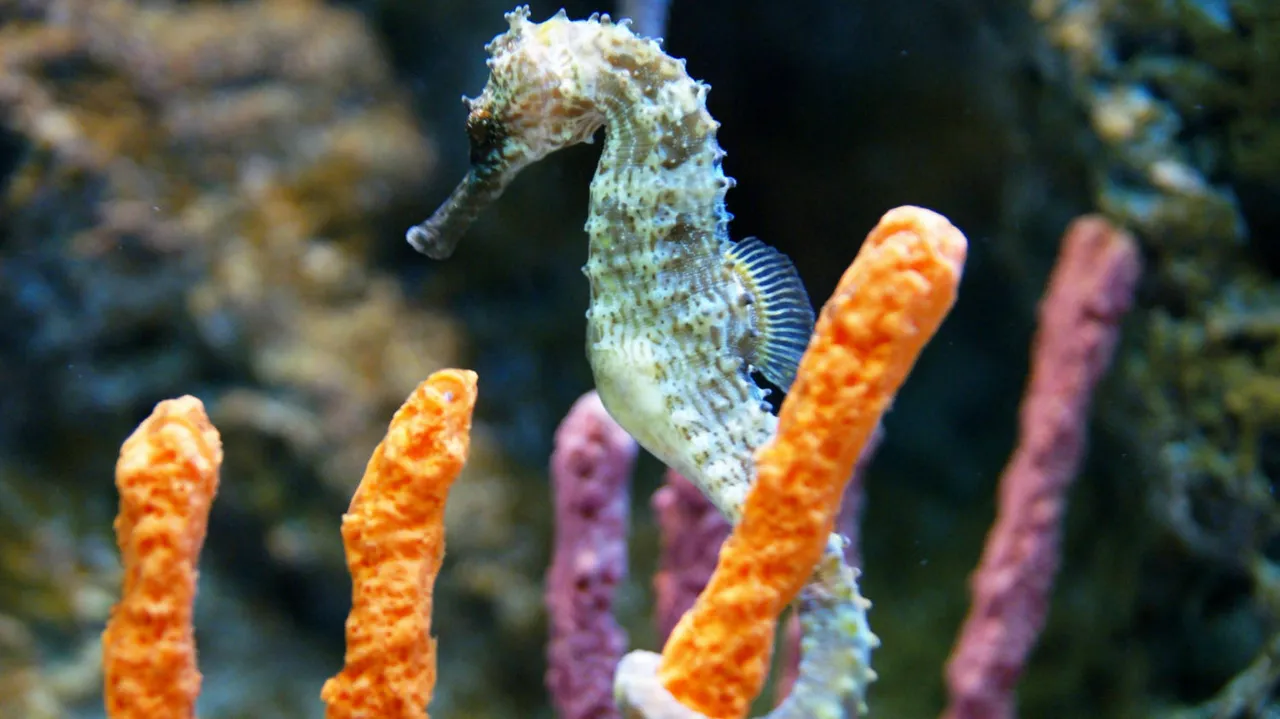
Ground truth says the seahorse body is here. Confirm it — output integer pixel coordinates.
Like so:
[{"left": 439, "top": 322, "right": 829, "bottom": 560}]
[{"left": 408, "top": 7, "right": 813, "bottom": 521}]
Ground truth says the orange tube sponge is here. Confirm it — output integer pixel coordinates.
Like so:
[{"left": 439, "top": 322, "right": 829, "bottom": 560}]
[
  {"left": 103, "top": 396, "right": 223, "bottom": 719},
  {"left": 320, "top": 368, "right": 478, "bottom": 719},
  {"left": 658, "top": 206, "right": 968, "bottom": 718}
]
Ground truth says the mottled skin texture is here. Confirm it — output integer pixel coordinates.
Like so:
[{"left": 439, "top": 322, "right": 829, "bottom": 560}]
[{"left": 411, "top": 7, "right": 788, "bottom": 521}]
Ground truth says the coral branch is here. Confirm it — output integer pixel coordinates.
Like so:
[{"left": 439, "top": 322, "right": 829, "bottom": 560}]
[
  {"left": 545, "top": 391, "right": 638, "bottom": 719},
  {"left": 657, "top": 206, "right": 968, "bottom": 718},
  {"left": 103, "top": 396, "right": 223, "bottom": 719},
  {"left": 942, "top": 216, "right": 1140, "bottom": 719},
  {"left": 320, "top": 369, "right": 478, "bottom": 719}
]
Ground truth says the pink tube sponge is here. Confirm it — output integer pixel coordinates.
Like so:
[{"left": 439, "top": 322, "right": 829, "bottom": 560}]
[{"left": 545, "top": 391, "right": 639, "bottom": 719}]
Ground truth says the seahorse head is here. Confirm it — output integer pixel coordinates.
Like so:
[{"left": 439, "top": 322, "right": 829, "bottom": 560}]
[
  {"left": 469, "top": 7, "right": 608, "bottom": 168},
  {"left": 405, "top": 7, "right": 608, "bottom": 259}
]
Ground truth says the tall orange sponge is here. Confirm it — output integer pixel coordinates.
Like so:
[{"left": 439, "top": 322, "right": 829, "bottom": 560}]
[
  {"left": 103, "top": 396, "right": 223, "bottom": 719},
  {"left": 321, "top": 368, "right": 478, "bottom": 719},
  {"left": 657, "top": 206, "right": 968, "bottom": 718}
]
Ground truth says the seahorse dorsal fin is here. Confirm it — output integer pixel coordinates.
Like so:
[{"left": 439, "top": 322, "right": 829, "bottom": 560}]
[{"left": 723, "top": 237, "right": 815, "bottom": 391}]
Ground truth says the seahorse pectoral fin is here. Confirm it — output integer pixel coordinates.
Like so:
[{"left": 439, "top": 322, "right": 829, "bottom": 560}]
[
  {"left": 406, "top": 164, "right": 509, "bottom": 260},
  {"left": 724, "top": 237, "right": 816, "bottom": 391}
]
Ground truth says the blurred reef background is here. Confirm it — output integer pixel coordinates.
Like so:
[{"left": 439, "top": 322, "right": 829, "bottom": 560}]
[{"left": 0, "top": 0, "right": 1277, "bottom": 716}]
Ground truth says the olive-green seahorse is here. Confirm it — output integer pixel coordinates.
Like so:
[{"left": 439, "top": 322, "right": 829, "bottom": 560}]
[{"left": 406, "top": 7, "right": 813, "bottom": 523}]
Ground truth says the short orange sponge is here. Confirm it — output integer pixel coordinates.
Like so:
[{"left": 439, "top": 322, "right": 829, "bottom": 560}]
[
  {"left": 321, "top": 368, "right": 478, "bottom": 719},
  {"left": 103, "top": 396, "right": 223, "bottom": 719}
]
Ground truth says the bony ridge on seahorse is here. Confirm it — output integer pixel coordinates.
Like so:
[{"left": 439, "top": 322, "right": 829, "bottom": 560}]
[{"left": 406, "top": 6, "right": 814, "bottom": 523}]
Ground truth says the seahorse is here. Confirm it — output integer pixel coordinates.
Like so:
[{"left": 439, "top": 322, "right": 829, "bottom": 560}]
[{"left": 407, "top": 6, "right": 814, "bottom": 523}]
